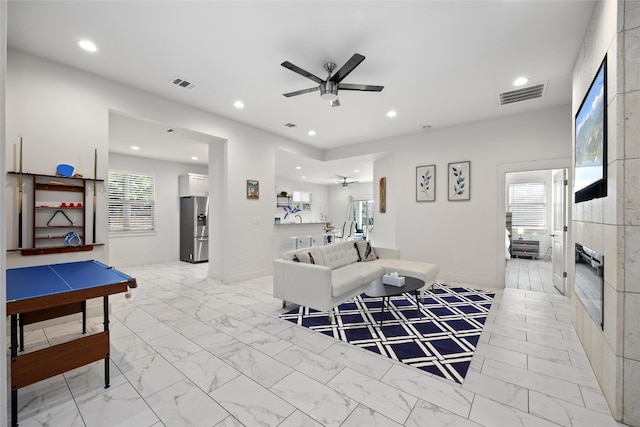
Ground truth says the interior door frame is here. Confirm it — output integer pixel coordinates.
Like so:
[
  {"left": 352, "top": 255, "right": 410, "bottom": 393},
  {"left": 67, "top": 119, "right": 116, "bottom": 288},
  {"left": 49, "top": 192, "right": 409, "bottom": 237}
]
[
  {"left": 552, "top": 169, "right": 568, "bottom": 294},
  {"left": 497, "top": 158, "right": 571, "bottom": 288}
]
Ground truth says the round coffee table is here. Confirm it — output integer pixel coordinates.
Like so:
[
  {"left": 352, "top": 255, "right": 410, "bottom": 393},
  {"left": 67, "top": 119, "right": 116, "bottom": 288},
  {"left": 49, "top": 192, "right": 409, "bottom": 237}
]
[{"left": 364, "top": 276, "right": 425, "bottom": 327}]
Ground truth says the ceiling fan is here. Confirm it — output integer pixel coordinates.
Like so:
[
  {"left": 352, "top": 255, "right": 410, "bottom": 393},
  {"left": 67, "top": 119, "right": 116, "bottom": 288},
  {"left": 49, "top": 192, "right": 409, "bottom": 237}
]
[
  {"left": 337, "top": 176, "right": 359, "bottom": 187},
  {"left": 281, "top": 53, "right": 384, "bottom": 107}
]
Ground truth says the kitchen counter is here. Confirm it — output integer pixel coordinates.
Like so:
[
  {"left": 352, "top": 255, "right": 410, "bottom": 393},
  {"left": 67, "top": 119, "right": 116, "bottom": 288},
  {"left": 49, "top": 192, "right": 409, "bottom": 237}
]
[
  {"left": 274, "top": 221, "right": 330, "bottom": 226},
  {"left": 272, "top": 221, "right": 334, "bottom": 254}
]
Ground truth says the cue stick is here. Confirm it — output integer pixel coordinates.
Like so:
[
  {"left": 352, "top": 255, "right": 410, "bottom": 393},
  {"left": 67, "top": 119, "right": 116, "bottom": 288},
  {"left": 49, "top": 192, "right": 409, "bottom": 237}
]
[
  {"left": 18, "top": 136, "right": 23, "bottom": 248},
  {"left": 93, "top": 148, "right": 97, "bottom": 244}
]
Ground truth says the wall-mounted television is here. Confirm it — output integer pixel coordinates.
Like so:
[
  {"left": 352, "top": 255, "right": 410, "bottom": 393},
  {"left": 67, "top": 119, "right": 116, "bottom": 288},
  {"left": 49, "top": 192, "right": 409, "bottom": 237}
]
[{"left": 575, "top": 56, "right": 607, "bottom": 203}]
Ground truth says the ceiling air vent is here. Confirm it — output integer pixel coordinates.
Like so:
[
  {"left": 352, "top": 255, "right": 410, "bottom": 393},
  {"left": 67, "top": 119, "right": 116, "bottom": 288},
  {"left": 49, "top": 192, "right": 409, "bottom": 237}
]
[
  {"left": 170, "top": 77, "right": 196, "bottom": 90},
  {"left": 284, "top": 123, "right": 297, "bottom": 128},
  {"left": 498, "top": 82, "right": 547, "bottom": 106}
]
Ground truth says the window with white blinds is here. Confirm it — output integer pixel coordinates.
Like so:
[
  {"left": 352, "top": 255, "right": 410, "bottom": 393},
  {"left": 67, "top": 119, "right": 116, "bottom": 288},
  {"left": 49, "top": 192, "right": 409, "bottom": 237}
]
[
  {"left": 108, "top": 170, "right": 155, "bottom": 232},
  {"left": 508, "top": 182, "right": 547, "bottom": 228}
]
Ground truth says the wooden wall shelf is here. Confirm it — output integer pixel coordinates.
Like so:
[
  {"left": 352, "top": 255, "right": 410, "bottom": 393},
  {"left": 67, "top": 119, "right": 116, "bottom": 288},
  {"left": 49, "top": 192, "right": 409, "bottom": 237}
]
[{"left": 7, "top": 171, "right": 105, "bottom": 256}]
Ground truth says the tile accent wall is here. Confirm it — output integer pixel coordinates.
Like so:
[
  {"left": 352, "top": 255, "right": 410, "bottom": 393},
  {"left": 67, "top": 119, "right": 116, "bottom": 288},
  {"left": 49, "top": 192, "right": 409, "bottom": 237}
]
[{"left": 572, "top": 1, "right": 640, "bottom": 425}]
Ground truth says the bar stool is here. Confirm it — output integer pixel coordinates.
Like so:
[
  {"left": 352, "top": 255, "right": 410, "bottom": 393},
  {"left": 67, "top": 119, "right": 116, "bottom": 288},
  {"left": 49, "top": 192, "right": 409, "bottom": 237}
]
[{"left": 288, "top": 235, "right": 312, "bottom": 249}]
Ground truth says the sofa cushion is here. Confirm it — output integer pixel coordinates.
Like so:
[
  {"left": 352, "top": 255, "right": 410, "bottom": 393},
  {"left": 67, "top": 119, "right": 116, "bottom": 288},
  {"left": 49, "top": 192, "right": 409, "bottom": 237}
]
[
  {"left": 356, "top": 262, "right": 386, "bottom": 283},
  {"left": 321, "top": 241, "right": 359, "bottom": 269},
  {"left": 293, "top": 251, "right": 316, "bottom": 264},
  {"left": 373, "top": 259, "right": 440, "bottom": 283},
  {"left": 331, "top": 264, "right": 366, "bottom": 297},
  {"left": 354, "top": 241, "right": 378, "bottom": 262},
  {"left": 283, "top": 247, "right": 326, "bottom": 266}
]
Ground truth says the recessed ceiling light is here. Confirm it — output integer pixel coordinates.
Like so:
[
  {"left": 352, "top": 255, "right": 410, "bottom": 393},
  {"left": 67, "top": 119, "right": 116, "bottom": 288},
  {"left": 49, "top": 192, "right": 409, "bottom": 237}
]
[
  {"left": 513, "top": 77, "right": 529, "bottom": 86},
  {"left": 301, "top": 176, "right": 307, "bottom": 179},
  {"left": 420, "top": 125, "right": 432, "bottom": 130},
  {"left": 77, "top": 40, "right": 98, "bottom": 52},
  {"left": 295, "top": 166, "right": 302, "bottom": 170},
  {"left": 354, "top": 169, "right": 359, "bottom": 173},
  {"left": 308, "top": 130, "right": 316, "bottom": 136},
  {"left": 191, "top": 156, "right": 198, "bottom": 160},
  {"left": 386, "top": 110, "right": 397, "bottom": 118},
  {"left": 234, "top": 100, "right": 244, "bottom": 109},
  {"left": 130, "top": 146, "right": 140, "bottom": 150}
]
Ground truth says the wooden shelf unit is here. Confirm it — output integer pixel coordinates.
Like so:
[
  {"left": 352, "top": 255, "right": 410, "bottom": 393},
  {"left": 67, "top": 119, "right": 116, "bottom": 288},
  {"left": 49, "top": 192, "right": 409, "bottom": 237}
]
[
  {"left": 33, "top": 176, "right": 86, "bottom": 250},
  {"left": 276, "top": 195, "right": 292, "bottom": 207},
  {"left": 7, "top": 172, "right": 105, "bottom": 255}
]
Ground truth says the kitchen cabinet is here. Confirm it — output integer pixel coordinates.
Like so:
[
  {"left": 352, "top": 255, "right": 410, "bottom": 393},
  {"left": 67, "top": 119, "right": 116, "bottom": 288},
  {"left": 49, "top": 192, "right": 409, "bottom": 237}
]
[{"left": 179, "top": 173, "right": 209, "bottom": 197}]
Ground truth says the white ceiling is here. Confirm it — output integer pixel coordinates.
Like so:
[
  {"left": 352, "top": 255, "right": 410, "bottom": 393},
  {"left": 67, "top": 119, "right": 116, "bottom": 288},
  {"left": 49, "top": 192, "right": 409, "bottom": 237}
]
[
  {"left": 7, "top": 1, "right": 596, "bottom": 185},
  {"left": 109, "top": 112, "right": 215, "bottom": 166}
]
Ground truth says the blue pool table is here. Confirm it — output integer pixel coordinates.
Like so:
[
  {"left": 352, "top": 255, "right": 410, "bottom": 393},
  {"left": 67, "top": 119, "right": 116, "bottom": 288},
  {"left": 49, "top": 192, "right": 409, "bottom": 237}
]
[{"left": 6, "top": 260, "right": 137, "bottom": 427}]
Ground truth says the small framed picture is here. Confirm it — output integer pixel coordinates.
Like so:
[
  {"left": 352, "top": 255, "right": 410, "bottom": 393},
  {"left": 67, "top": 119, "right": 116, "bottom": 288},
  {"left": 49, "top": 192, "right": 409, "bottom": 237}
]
[
  {"left": 448, "top": 161, "right": 470, "bottom": 201},
  {"left": 379, "top": 177, "right": 386, "bottom": 213},
  {"left": 247, "top": 180, "right": 259, "bottom": 199},
  {"left": 416, "top": 165, "right": 435, "bottom": 202}
]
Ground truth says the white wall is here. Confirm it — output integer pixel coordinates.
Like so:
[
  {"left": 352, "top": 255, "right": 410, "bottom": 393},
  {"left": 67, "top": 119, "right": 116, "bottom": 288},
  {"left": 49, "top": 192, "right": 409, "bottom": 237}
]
[
  {"left": 327, "top": 181, "right": 374, "bottom": 226},
  {"left": 108, "top": 153, "right": 207, "bottom": 267},
  {"left": 328, "top": 106, "right": 571, "bottom": 286},
  {"left": 274, "top": 178, "right": 329, "bottom": 223},
  {"left": 5, "top": 49, "right": 320, "bottom": 283}
]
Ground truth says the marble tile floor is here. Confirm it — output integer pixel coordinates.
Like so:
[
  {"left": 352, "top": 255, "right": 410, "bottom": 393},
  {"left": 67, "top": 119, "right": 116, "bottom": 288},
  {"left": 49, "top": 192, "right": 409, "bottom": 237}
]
[
  {"left": 505, "top": 257, "right": 562, "bottom": 295},
  {"left": 9, "top": 261, "right": 627, "bottom": 427}
]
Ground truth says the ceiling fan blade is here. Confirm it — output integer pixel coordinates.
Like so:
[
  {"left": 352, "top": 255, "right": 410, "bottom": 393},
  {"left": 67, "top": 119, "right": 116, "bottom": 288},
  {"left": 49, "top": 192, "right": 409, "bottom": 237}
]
[
  {"left": 329, "top": 53, "right": 365, "bottom": 83},
  {"left": 331, "top": 98, "right": 341, "bottom": 107},
  {"left": 283, "top": 86, "right": 320, "bottom": 97},
  {"left": 281, "top": 61, "right": 324, "bottom": 84},
  {"left": 338, "top": 83, "right": 384, "bottom": 92}
]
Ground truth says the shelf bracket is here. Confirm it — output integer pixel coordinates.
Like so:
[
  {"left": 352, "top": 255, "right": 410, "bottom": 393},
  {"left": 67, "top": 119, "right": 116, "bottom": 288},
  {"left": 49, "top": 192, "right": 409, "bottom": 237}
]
[{"left": 47, "top": 210, "right": 74, "bottom": 226}]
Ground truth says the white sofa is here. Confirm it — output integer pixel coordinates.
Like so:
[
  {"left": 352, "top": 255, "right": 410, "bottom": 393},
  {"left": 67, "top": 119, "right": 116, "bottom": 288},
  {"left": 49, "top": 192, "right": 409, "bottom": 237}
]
[{"left": 273, "top": 241, "right": 440, "bottom": 315}]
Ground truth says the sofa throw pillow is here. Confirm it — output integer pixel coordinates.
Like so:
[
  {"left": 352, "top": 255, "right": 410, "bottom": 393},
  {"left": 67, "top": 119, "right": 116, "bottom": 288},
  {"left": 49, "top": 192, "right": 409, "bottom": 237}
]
[
  {"left": 293, "top": 251, "right": 316, "bottom": 264},
  {"left": 354, "top": 241, "right": 377, "bottom": 262}
]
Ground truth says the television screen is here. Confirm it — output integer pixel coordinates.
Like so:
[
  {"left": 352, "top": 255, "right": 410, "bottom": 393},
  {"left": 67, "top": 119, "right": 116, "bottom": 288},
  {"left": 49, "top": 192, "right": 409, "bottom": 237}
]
[{"left": 575, "top": 57, "right": 607, "bottom": 203}]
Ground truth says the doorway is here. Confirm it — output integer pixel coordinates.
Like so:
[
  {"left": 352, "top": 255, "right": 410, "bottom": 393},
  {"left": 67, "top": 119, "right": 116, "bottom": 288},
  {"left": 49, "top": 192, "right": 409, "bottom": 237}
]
[
  {"left": 349, "top": 198, "right": 374, "bottom": 239},
  {"left": 503, "top": 167, "right": 568, "bottom": 295}
]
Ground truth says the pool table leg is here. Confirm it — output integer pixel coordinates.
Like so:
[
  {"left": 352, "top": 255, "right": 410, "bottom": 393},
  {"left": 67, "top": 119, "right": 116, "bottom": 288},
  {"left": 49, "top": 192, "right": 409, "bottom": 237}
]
[
  {"left": 18, "top": 314, "right": 24, "bottom": 352},
  {"left": 82, "top": 300, "right": 87, "bottom": 334},
  {"left": 103, "top": 296, "right": 110, "bottom": 388},
  {"left": 11, "top": 314, "right": 18, "bottom": 427}
]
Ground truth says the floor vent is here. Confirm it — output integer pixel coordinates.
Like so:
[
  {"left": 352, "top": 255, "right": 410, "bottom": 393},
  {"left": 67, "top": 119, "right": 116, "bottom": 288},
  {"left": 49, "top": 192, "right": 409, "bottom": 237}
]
[
  {"left": 498, "top": 83, "right": 547, "bottom": 106},
  {"left": 284, "top": 123, "right": 297, "bottom": 128},
  {"left": 170, "top": 77, "right": 196, "bottom": 90}
]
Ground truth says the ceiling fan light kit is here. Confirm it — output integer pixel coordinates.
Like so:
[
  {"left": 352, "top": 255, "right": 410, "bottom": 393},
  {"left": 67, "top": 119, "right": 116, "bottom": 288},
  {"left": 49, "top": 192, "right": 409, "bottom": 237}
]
[
  {"left": 282, "top": 53, "right": 384, "bottom": 106},
  {"left": 337, "top": 176, "right": 359, "bottom": 187},
  {"left": 320, "top": 81, "right": 338, "bottom": 101}
]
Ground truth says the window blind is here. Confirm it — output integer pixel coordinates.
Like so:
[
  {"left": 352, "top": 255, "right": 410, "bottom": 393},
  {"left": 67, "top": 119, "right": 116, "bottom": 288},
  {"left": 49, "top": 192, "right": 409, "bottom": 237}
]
[
  {"left": 508, "top": 182, "right": 546, "bottom": 228},
  {"left": 108, "top": 170, "right": 155, "bottom": 232}
]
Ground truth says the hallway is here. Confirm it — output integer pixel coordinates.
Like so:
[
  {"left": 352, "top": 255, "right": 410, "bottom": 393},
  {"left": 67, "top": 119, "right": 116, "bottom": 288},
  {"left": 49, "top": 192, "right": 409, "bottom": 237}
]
[{"left": 505, "top": 258, "right": 562, "bottom": 295}]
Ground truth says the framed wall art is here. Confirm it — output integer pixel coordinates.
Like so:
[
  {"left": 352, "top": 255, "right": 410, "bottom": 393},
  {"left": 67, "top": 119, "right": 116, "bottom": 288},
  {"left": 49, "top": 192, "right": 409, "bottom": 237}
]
[
  {"left": 379, "top": 177, "right": 386, "bottom": 213},
  {"left": 416, "top": 165, "right": 435, "bottom": 202},
  {"left": 246, "top": 180, "right": 259, "bottom": 199},
  {"left": 448, "top": 161, "right": 470, "bottom": 201}
]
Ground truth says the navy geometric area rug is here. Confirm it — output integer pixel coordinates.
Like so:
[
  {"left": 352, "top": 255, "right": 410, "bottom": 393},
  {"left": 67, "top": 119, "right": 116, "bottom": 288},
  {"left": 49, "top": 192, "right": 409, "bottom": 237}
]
[{"left": 280, "top": 283, "right": 495, "bottom": 384}]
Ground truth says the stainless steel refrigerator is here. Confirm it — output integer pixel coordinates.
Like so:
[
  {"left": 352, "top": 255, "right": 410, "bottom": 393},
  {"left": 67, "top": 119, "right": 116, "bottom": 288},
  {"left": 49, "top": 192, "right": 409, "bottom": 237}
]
[{"left": 180, "top": 196, "right": 209, "bottom": 263}]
